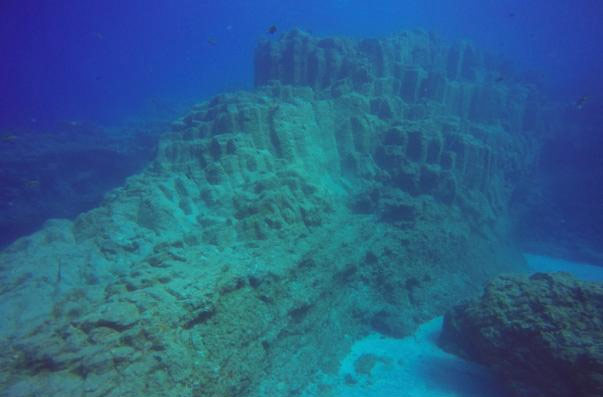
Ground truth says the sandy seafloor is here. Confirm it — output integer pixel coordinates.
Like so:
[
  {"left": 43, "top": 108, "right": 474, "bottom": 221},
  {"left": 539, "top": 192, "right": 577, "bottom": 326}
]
[{"left": 302, "top": 254, "right": 603, "bottom": 397}]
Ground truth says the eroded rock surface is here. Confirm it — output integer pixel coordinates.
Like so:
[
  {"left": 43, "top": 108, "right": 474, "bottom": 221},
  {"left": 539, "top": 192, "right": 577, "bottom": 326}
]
[
  {"left": 439, "top": 272, "right": 603, "bottom": 397},
  {"left": 0, "top": 30, "right": 551, "bottom": 396}
]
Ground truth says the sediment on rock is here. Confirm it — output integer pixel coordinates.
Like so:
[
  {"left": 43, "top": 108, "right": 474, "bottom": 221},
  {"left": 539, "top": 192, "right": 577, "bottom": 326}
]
[{"left": 439, "top": 272, "right": 603, "bottom": 397}]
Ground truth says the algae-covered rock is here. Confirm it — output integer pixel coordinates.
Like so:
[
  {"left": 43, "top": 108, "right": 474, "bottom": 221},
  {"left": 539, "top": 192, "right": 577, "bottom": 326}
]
[{"left": 439, "top": 272, "right": 603, "bottom": 397}]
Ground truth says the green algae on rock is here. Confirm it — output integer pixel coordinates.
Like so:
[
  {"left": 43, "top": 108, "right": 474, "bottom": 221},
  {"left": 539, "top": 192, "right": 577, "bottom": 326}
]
[{"left": 439, "top": 272, "right": 603, "bottom": 397}]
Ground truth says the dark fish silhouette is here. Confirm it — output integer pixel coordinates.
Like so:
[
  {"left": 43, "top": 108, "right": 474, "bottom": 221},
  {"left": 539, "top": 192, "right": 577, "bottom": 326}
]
[
  {"left": 267, "top": 25, "right": 277, "bottom": 34},
  {"left": 207, "top": 37, "right": 217, "bottom": 46},
  {"left": 495, "top": 76, "right": 504, "bottom": 83}
]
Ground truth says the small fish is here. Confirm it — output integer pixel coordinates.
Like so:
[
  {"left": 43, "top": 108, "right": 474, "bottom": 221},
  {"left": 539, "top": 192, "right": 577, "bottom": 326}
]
[
  {"left": 0, "top": 134, "right": 17, "bottom": 143},
  {"left": 267, "top": 25, "right": 277, "bottom": 35},
  {"left": 576, "top": 96, "right": 589, "bottom": 109},
  {"left": 495, "top": 76, "right": 504, "bottom": 83},
  {"left": 507, "top": 12, "right": 516, "bottom": 18},
  {"left": 207, "top": 37, "right": 217, "bottom": 46}
]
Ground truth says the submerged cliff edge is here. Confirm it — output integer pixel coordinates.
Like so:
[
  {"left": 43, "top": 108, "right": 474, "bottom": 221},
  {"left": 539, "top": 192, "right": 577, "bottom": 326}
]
[{"left": 0, "top": 30, "right": 554, "bottom": 397}]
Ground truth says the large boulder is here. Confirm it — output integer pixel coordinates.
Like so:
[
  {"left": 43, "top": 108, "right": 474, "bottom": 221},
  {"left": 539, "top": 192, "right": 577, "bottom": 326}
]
[{"left": 439, "top": 272, "right": 603, "bottom": 397}]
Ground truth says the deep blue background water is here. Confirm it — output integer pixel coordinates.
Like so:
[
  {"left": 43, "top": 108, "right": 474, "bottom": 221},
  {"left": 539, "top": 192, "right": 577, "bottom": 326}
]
[{"left": 2, "top": 0, "right": 602, "bottom": 130}]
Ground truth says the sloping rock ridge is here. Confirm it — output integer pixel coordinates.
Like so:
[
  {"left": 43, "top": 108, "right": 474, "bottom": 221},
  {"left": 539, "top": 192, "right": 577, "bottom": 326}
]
[
  {"left": 439, "top": 272, "right": 603, "bottom": 397},
  {"left": 0, "top": 30, "right": 549, "bottom": 396}
]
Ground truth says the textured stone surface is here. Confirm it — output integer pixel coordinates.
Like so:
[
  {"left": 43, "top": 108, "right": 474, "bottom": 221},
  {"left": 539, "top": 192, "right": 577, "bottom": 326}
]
[
  {"left": 255, "top": 29, "right": 543, "bottom": 131},
  {"left": 0, "top": 30, "right": 549, "bottom": 396},
  {"left": 439, "top": 272, "right": 603, "bottom": 397}
]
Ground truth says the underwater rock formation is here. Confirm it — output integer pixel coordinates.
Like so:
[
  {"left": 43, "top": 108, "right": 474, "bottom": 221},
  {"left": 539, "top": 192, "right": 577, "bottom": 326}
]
[
  {"left": 0, "top": 30, "right": 550, "bottom": 396},
  {"left": 439, "top": 272, "right": 603, "bottom": 397}
]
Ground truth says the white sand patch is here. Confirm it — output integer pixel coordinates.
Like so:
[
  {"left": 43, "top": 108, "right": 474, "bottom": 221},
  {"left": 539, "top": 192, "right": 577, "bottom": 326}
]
[
  {"left": 332, "top": 317, "right": 507, "bottom": 397},
  {"left": 304, "top": 253, "right": 603, "bottom": 397}
]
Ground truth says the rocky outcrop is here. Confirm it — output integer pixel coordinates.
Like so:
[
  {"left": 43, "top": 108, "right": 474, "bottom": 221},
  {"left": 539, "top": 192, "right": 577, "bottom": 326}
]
[
  {"left": 254, "top": 29, "right": 545, "bottom": 231},
  {"left": 439, "top": 272, "right": 603, "bottom": 397},
  {"left": 255, "top": 29, "right": 545, "bottom": 129},
  {"left": 0, "top": 30, "right": 549, "bottom": 396}
]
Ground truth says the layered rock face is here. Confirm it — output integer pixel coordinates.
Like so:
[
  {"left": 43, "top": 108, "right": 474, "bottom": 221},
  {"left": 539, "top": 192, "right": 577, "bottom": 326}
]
[
  {"left": 254, "top": 29, "right": 544, "bottom": 228},
  {"left": 0, "top": 30, "right": 547, "bottom": 396},
  {"left": 439, "top": 272, "right": 603, "bottom": 397}
]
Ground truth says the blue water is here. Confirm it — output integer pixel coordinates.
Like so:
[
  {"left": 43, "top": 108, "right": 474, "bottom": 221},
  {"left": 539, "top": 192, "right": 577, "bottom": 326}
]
[{"left": 2, "top": 0, "right": 602, "bottom": 129}]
